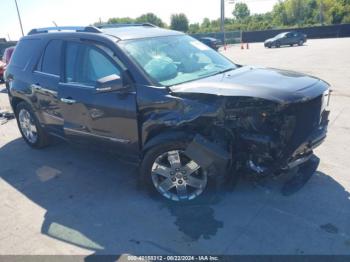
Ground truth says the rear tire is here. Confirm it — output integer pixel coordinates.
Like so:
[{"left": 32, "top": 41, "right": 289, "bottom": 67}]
[
  {"left": 15, "top": 102, "right": 49, "bottom": 149},
  {"left": 140, "top": 141, "right": 210, "bottom": 202}
]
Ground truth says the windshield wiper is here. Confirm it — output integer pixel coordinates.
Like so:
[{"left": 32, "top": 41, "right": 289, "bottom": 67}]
[
  {"left": 198, "top": 67, "right": 236, "bottom": 78},
  {"left": 217, "top": 67, "right": 236, "bottom": 74}
]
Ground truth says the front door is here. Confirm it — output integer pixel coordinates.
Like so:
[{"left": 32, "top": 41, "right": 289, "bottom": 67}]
[{"left": 58, "top": 40, "right": 139, "bottom": 155}]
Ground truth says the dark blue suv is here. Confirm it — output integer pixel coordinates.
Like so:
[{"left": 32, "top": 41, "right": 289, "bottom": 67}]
[{"left": 5, "top": 25, "right": 330, "bottom": 201}]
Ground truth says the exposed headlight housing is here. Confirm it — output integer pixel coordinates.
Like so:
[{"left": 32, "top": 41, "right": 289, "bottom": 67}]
[{"left": 321, "top": 89, "right": 331, "bottom": 113}]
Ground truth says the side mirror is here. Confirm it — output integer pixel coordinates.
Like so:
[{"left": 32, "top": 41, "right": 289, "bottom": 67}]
[{"left": 95, "top": 74, "right": 127, "bottom": 93}]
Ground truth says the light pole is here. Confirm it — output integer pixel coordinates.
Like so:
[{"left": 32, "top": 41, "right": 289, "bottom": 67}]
[
  {"left": 319, "top": 0, "right": 324, "bottom": 25},
  {"left": 220, "top": 0, "right": 226, "bottom": 45},
  {"left": 14, "top": 0, "right": 24, "bottom": 37},
  {"left": 221, "top": 0, "right": 236, "bottom": 46}
]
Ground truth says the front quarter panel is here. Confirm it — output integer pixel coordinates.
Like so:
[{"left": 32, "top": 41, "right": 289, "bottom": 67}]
[{"left": 136, "top": 84, "right": 224, "bottom": 150}]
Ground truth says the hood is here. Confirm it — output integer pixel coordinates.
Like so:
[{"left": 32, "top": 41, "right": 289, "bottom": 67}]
[{"left": 170, "top": 66, "right": 329, "bottom": 104}]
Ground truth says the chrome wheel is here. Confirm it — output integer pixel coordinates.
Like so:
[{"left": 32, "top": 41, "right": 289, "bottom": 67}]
[
  {"left": 18, "top": 109, "right": 38, "bottom": 144},
  {"left": 151, "top": 150, "right": 207, "bottom": 201}
]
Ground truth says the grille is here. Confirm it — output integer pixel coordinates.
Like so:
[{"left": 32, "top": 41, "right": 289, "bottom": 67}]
[{"left": 283, "top": 95, "right": 323, "bottom": 160}]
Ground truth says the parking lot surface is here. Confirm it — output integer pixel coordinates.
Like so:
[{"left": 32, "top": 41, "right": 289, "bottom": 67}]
[{"left": 0, "top": 38, "right": 350, "bottom": 256}]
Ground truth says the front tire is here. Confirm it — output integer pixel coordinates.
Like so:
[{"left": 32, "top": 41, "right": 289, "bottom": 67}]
[
  {"left": 16, "top": 102, "right": 49, "bottom": 149},
  {"left": 140, "top": 141, "right": 208, "bottom": 202},
  {"left": 298, "top": 40, "right": 304, "bottom": 46}
]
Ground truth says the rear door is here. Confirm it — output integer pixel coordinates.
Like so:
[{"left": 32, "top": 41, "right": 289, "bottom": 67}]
[
  {"left": 32, "top": 39, "right": 64, "bottom": 135},
  {"left": 58, "top": 40, "right": 139, "bottom": 155}
]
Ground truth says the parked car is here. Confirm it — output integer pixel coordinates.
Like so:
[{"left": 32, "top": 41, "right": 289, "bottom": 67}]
[
  {"left": 264, "top": 31, "right": 307, "bottom": 48},
  {"left": 0, "top": 40, "right": 17, "bottom": 59},
  {"left": 199, "top": 37, "right": 221, "bottom": 51},
  {"left": 2, "top": 46, "right": 15, "bottom": 64},
  {"left": 5, "top": 25, "right": 330, "bottom": 202},
  {"left": 0, "top": 46, "right": 15, "bottom": 82},
  {"left": 0, "top": 61, "right": 5, "bottom": 82}
]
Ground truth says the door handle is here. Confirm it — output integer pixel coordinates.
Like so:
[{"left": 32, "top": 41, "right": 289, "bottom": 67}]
[{"left": 60, "top": 98, "right": 77, "bottom": 104}]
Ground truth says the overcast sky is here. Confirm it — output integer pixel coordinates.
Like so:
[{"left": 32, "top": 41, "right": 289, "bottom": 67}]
[{"left": 0, "top": 0, "right": 278, "bottom": 40}]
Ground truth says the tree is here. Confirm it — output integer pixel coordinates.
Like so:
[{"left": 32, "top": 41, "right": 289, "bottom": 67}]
[
  {"left": 170, "top": 13, "right": 189, "bottom": 32},
  {"left": 136, "top": 13, "right": 165, "bottom": 27},
  {"left": 232, "top": 3, "right": 251, "bottom": 21},
  {"left": 202, "top": 18, "right": 211, "bottom": 28},
  {"left": 99, "top": 0, "right": 350, "bottom": 35},
  {"left": 107, "top": 17, "right": 135, "bottom": 24},
  {"left": 288, "top": 0, "right": 306, "bottom": 25},
  {"left": 188, "top": 23, "right": 200, "bottom": 34},
  {"left": 272, "top": 1, "right": 289, "bottom": 25}
]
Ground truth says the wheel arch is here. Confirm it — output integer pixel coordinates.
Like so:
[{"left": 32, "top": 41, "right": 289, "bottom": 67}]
[
  {"left": 11, "top": 96, "right": 45, "bottom": 125},
  {"left": 142, "top": 130, "right": 195, "bottom": 156},
  {"left": 11, "top": 96, "right": 27, "bottom": 113}
]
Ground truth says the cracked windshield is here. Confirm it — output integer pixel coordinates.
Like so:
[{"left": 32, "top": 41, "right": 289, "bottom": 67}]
[{"left": 120, "top": 35, "right": 236, "bottom": 86}]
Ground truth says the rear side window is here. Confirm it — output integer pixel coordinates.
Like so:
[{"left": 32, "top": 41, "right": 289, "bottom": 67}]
[
  {"left": 65, "top": 42, "right": 120, "bottom": 86},
  {"left": 38, "top": 40, "right": 62, "bottom": 76},
  {"left": 10, "top": 39, "right": 41, "bottom": 69}
]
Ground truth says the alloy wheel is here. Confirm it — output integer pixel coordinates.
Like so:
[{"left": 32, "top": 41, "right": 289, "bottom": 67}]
[
  {"left": 151, "top": 150, "right": 207, "bottom": 201},
  {"left": 18, "top": 109, "right": 38, "bottom": 144}
]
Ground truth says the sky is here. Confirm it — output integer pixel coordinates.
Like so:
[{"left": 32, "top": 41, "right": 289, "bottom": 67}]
[{"left": 0, "top": 0, "right": 279, "bottom": 41}]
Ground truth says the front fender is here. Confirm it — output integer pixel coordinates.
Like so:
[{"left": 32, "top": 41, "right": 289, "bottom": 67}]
[{"left": 142, "top": 130, "right": 194, "bottom": 153}]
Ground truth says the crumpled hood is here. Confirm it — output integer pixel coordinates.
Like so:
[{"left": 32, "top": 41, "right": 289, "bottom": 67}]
[{"left": 170, "top": 66, "right": 329, "bottom": 104}]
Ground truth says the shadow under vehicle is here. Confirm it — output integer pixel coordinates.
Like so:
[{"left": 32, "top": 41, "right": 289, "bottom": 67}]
[
  {"left": 5, "top": 25, "right": 330, "bottom": 202},
  {"left": 0, "top": 138, "right": 349, "bottom": 256}
]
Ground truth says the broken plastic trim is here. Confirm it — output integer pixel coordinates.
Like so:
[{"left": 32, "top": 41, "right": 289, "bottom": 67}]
[{"left": 185, "top": 134, "right": 231, "bottom": 176}]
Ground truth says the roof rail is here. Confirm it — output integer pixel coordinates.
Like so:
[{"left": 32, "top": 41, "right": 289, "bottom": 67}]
[
  {"left": 97, "top": 23, "right": 157, "bottom": 29},
  {"left": 27, "top": 26, "right": 102, "bottom": 35}
]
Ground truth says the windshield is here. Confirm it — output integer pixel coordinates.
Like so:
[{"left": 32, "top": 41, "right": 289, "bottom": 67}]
[{"left": 119, "top": 35, "right": 236, "bottom": 86}]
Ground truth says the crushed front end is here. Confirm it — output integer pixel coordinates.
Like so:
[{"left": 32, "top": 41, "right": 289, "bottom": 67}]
[{"left": 219, "top": 90, "right": 331, "bottom": 178}]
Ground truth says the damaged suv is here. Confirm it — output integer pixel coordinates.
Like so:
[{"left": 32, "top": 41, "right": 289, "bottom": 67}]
[{"left": 5, "top": 25, "right": 330, "bottom": 201}]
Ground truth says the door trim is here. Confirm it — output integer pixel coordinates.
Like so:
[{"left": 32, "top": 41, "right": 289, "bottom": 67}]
[{"left": 64, "top": 127, "right": 131, "bottom": 144}]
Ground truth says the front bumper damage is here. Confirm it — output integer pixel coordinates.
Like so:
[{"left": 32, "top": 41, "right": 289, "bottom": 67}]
[
  {"left": 183, "top": 106, "right": 330, "bottom": 194},
  {"left": 139, "top": 76, "right": 331, "bottom": 195}
]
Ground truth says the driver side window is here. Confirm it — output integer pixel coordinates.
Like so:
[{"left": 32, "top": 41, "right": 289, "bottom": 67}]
[{"left": 65, "top": 42, "right": 120, "bottom": 87}]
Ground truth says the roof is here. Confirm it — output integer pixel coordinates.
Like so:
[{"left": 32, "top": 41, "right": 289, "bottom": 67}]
[
  {"left": 101, "top": 26, "right": 184, "bottom": 40},
  {"left": 25, "top": 25, "right": 184, "bottom": 41}
]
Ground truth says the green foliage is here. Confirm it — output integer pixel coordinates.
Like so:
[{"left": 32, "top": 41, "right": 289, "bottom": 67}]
[
  {"left": 98, "top": 0, "right": 350, "bottom": 34},
  {"left": 232, "top": 3, "right": 251, "bottom": 21},
  {"left": 170, "top": 13, "right": 189, "bottom": 32},
  {"left": 106, "top": 17, "right": 135, "bottom": 24},
  {"left": 136, "top": 13, "right": 166, "bottom": 27},
  {"left": 100, "top": 13, "right": 166, "bottom": 28},
  {"left": 188, "top": 23, "right": 200, "bottom": 34}
]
